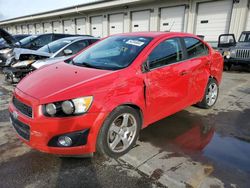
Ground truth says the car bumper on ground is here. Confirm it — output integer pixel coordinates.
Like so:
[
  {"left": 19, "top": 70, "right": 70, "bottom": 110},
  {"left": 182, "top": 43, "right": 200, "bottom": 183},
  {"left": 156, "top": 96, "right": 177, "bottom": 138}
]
[{"left": 8, "top": 89, "right": 107, "bottom": 155}]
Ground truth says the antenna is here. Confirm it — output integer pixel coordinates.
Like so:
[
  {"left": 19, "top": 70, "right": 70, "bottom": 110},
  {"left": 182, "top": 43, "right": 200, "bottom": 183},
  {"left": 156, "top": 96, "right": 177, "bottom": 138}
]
[{"left": 164, "top": 21, "right": 175, "bottom": 32}]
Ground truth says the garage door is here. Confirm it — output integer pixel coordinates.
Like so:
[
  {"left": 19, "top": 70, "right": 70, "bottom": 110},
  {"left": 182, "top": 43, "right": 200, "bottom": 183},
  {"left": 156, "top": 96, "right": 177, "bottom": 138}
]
[
  {"left": 76, "top": 18, "right": 86, "bottom": 35},
  {"left": 22, "top": 25, "right": 28, "bottom": 34},
  {"left": 160, "top": 6, "right": 185, "bottom": 32},
  {"left": 195, "top": 0, "right": 233, "bottom": 42},
  {"left": 131, "top": 10, "right": 150, "bottom": 32},
  {"left": 91, "top": 16, "right": 103, "bottom": 38},
  {"left": 53, "top": 21, "right": 63, "bottom": 33},
  {"left": 64, "top": 20, "right": 75, "bottom": 34},
  {"left": 16, "top": 26, "right": 22, "bottom": 34},
  {"left": 109, "top": 13, "right": 124, "bottom": 35},
  {"left": 35, "top": 23, "right": 43, "bottom": 34},
  {"left": 28, "top": 24, "right": 35, "bottom": 34},
  {"left": 44, "top": 22, "right": 53, "bottom": 33},
  {"left": 245, "top": 9, "right": 250, "bottom": 30}
]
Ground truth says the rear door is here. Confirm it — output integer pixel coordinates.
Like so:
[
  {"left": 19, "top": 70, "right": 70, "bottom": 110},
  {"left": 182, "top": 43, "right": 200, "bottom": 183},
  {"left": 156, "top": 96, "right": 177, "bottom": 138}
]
[
  {"left": 181, "top": 37, "right": 211, "bottom": 104},
  {"left": 144, "top": 37, "right": 190, "bottom": 123}
]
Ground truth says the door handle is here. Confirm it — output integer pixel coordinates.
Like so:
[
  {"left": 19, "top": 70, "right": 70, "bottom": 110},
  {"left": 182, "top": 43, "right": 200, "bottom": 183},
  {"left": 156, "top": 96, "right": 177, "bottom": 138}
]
[{"left": 180, "top": 71, "right": 189, "bottom": 76}]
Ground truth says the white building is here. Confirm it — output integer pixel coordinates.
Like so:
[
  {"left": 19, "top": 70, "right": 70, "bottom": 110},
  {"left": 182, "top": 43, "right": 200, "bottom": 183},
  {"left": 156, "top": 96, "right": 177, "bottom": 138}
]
[{"left": 0, "top": 0, "right": 249, "bottom": 46}]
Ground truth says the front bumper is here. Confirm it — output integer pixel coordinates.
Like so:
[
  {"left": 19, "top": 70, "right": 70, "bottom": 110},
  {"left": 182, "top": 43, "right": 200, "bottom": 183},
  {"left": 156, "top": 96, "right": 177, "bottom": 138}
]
[
  {"left": 3, "top": 67, "right": 32, "bottom": 83},
  {"left": 9, "top": 89, "right": 107, "bottom": 155},
  {"left": 225, "top": 58, "right": 250, "bottom": 65}
]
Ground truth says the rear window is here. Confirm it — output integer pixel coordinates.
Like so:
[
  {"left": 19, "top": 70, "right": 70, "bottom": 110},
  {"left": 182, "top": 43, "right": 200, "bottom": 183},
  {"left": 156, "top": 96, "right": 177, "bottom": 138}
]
[{"left": 184, "top": 37, "right": 209, "bottom": 59}]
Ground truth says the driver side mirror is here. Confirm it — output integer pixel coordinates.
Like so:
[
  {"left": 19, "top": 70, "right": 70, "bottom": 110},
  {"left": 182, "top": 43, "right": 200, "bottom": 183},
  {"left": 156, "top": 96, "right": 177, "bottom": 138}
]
[
  {"left": 63, "top": 49, "right": 73, "bottom": 56},
  {"left": 141, "top": 59, "right": 150, "bottom": 73}
]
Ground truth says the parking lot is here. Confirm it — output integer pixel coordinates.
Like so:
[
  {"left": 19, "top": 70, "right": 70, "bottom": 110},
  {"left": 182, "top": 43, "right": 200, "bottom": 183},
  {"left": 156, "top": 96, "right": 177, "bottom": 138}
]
[{"left": 0, "top": 67, "right": 250, "bottom": 188}]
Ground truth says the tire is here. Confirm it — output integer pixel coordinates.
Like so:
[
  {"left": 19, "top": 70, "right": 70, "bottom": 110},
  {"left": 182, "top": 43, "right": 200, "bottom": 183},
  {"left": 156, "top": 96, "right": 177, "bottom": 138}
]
[
  {"left": 224, "top": 62, "right": 232, "bottom": 71},
  {"left": 97, "top": 106, "right": 141, "bottom": 158},
  {"left": 196, "top": 78, "right": 219, "bottom": 109}
]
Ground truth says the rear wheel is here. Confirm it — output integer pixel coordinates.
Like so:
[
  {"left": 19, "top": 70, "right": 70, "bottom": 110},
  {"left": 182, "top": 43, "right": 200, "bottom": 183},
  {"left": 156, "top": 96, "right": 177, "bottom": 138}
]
[
  {"left": 197, "top": 78, "right": 219, "bottom": 109},
  {"left": 97, "top": 106, "right": 141, "bottom": 158}
]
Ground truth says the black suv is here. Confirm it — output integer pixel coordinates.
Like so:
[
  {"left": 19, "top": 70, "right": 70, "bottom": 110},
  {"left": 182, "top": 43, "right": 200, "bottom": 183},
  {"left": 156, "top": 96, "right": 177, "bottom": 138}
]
[{"left": 218, "top": 31, "right": 250, "bottom": 70}]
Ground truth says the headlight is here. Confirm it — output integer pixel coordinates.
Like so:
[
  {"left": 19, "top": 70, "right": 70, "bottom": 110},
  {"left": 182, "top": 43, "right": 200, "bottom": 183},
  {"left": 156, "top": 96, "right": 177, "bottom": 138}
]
[
  {"left": 12, "top": 60, "right": 34, "bottom": 68},
  {"left": 0, "top": 48, "right": 12, "bottom": 54},
  {"left": 45, "top": 103, "right": 57, "bottom": 116},
  {"left": 230, "top": 49, "right": 236, "bottom": 55},
  {"left": 43, "top": 96, "right": 93, "bottom": 117}
]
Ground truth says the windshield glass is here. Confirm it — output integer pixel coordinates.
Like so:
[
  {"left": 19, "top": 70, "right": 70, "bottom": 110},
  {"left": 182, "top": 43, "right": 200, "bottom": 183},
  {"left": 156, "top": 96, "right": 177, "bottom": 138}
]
[
  {"left": 38, "top": 38, "right": 73, "bottom": 53},
  {"left": 72, "top": 36, "right": 152, "bottom": 70},
  {"left": 239, "top": 33, "right": 250, "bottom": 42},
  {"left": 19, "top": 35, "right": 38, "bottom": 45}
]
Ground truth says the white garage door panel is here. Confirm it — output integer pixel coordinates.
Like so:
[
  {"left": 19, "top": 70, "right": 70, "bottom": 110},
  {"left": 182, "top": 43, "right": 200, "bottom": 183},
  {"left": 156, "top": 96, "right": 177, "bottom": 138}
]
[
  {"left": 76, "top": 18, "right": 86, "bottom": 35},
  {"left": 160, "top": 6, "right": 185, "bottom": 32},
  {"left": 132, "top": 10, "right": 150, "bottom": 32},
  {"left": 44, "top": 23, "right": 53, "bottom": 33},
  {"left": 109, "top": 13, "right": 124, "bottom": 35},
  {"left": 53, "top": 21, "right": 63, "bottom": 33},
  {"left": 91, "top": 16, "right": 103, "bottom": 38},
  {"left": 35, "top": 24, "right": 43, "bottom": 34},
  {"left": 196, "top": 0, "right": 233, "bottom": 41},
  {"left": 64, "top": 20, "right": 75, "bottom": 34},
  {"left": 246, "top": 9, "right": 250, "bottom": 30},
  {"left": 17, "top": 26, "right": 22, "bottom": 34},
  {"left": 28, "top": 24, "right": 35, "bottom": 34},
  {"left": 22, "top": 25, "right": 28, "bottom": 34}
]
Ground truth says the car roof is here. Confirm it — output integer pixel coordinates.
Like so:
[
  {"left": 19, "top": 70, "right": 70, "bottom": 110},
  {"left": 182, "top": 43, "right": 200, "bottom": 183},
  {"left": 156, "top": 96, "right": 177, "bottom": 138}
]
[
  {"left": 114, "top": 32, "right": 198, "bottom": 38},
  {"left": 61, "top": 36, "right": 98, "bottom": 40}
]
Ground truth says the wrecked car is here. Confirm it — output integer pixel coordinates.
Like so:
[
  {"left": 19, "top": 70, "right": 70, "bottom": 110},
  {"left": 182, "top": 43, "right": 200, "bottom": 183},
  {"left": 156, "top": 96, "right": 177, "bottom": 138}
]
[
  {"left": 0, "top": 29, "right": 79, "bottom": 67},
  {"left": 218, "top": 31, "right": 250, "bottom": 70},
  {"left": 9, "top": 32, "right": 223, "bottom": 158},
  {"left": 4, "top": 36, "right": 99, "bottom": 83}
]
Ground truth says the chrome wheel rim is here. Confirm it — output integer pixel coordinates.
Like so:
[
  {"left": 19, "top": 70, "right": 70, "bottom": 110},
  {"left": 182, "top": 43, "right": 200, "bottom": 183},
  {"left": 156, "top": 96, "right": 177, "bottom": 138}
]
[
  {"left": 206, "top": 83, "right": 218, "bottom": 106},
  {"left": 107, "top": 113, "right": 137, "bottom": 153}
]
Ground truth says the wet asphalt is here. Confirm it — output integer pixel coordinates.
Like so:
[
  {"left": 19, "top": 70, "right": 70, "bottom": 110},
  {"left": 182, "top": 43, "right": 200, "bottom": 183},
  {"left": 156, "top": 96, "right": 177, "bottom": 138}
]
[{"left": 0, "top": 66, "right": 250, "bottom": 188}]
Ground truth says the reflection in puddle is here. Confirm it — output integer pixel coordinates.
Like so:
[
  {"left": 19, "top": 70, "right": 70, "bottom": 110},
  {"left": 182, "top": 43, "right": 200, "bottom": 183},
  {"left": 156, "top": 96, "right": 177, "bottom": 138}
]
[
  {"left": 139, "top": 110, "right": 250, "bottom": 173},
  {"left": 204, "top": 133, "right": 250, "bottom": 172}
]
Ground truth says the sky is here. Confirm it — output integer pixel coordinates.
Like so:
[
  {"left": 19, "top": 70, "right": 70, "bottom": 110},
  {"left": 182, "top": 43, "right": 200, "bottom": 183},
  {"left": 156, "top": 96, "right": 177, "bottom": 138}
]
[{"left": 0, "top": 0, "right": 98, "bottom": 21}]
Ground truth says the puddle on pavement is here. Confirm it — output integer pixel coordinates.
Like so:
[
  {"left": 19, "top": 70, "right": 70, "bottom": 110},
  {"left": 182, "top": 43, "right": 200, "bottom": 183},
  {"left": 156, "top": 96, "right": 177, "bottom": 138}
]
[{"left": 139, "top": 110, "right": 250, "bottom": 177}]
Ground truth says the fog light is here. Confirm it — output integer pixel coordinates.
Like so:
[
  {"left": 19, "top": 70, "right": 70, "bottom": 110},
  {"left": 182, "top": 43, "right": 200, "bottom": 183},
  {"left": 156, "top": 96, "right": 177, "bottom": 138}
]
[{"left": 58, "top": 136, "right": 72, "bottom": 147}]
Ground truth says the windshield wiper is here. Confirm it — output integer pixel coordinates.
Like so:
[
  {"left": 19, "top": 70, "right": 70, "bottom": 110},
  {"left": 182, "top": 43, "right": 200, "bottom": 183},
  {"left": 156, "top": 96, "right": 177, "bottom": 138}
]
[{"left": 71, "top": 60, "right": 100, "bottom": 69}]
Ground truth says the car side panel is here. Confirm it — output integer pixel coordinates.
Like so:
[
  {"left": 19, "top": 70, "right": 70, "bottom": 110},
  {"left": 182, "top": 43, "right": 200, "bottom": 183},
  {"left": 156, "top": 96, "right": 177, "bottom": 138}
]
[{"left": 210, "top": 50, "right": 224, "bottom": 84}]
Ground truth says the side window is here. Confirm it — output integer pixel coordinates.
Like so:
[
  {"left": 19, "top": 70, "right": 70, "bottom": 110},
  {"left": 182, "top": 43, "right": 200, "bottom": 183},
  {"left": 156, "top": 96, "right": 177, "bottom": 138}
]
[
  {"left": 148, "top": 38, "right": 183, "bottom": 69},
  {"left": 56, "top": 40, "right": 89, "bottom": 57},
  {"left": 184, "top": 37, "right": 209, "bottom": 59},
  {"left": 88, "top": 39, "right": 99, "bottom": 44},
  {"left": 33, "top": 35, "right": 52, "bottom": 47}
]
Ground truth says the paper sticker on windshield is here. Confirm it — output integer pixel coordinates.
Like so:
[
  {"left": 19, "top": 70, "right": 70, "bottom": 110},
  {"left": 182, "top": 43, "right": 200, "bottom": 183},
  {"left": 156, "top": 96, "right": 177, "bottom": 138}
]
[{"left": 126, "top": 40, "right": 144, "bottom": 46}]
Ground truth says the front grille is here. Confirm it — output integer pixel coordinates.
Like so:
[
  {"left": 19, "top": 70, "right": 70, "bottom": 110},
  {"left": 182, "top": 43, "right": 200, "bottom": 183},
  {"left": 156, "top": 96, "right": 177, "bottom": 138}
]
[
  {"left": 236, "top": 49, "right": 250, "bottom": 59},
  {"left": 10, "top": 113, "right": 30, "bottom": 141},
  {"left": 13, "top": 97, "right": 33, "bottom": 118}
]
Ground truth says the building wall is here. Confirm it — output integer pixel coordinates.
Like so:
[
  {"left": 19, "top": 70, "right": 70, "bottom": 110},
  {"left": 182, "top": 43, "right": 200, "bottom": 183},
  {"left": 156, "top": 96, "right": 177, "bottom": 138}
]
[{"left": 0, "top": 0, "right": 249, "bottom": 44}]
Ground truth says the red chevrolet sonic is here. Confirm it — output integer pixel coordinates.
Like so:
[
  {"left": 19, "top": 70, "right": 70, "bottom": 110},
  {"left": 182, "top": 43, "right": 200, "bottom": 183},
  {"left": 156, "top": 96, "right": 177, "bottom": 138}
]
[{"left": 9, "top": 32, "right": 223, "bottom": 158}]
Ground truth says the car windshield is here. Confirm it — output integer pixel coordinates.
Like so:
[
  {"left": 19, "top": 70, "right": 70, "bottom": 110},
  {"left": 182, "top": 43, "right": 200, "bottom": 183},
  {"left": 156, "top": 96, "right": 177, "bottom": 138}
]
[
  {"left": 71, "top": 36, "right": 152, "bottom": 70},
  {"left": 38, "top": 38, "right": 73, "bottom": 53},
  {"left": 19, "top": 35, "right": 38, "bottom": 45},
  {"left": 239, "top": 33, "right": 250, "bottom": 42}
]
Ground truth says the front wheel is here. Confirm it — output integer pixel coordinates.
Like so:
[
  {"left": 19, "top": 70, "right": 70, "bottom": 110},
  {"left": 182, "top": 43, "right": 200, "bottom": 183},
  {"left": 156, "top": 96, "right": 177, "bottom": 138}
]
[
  {"left": 197, "top": 78, "right": 219, "bottom": 109},
  {"left": 97, "top": 106, "right": 141, "bottom": 158}
]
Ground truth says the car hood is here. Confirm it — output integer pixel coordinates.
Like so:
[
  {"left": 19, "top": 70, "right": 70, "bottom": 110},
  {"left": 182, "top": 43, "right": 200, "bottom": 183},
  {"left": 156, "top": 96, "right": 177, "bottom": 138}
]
[
  {"left": 16, "top": 62, "right": 117, "bottom": 103},
  {"left": 234, "top": 42, "right": 250, "bottom": 49},
  {"left": 13, "top": 48, "right": 52, "bottom": 60},
  {"left": 32, "top": 56, "right": 71, "bottom": 69},
  {"left": 0, "top": 28, "right": 18, "bottom": 48}
]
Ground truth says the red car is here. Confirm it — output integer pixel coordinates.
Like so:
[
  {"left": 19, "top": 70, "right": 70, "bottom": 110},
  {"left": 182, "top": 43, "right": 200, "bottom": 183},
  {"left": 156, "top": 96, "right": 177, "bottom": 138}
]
[{"left": 9, "top": 32, "right": 223, "bottom": 158}]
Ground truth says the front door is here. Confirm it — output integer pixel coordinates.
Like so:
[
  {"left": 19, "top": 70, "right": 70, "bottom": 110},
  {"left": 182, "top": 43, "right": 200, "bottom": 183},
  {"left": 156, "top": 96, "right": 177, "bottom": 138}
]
[{"left": 144, "top": 37, "right": 190, "bottom": 124}]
